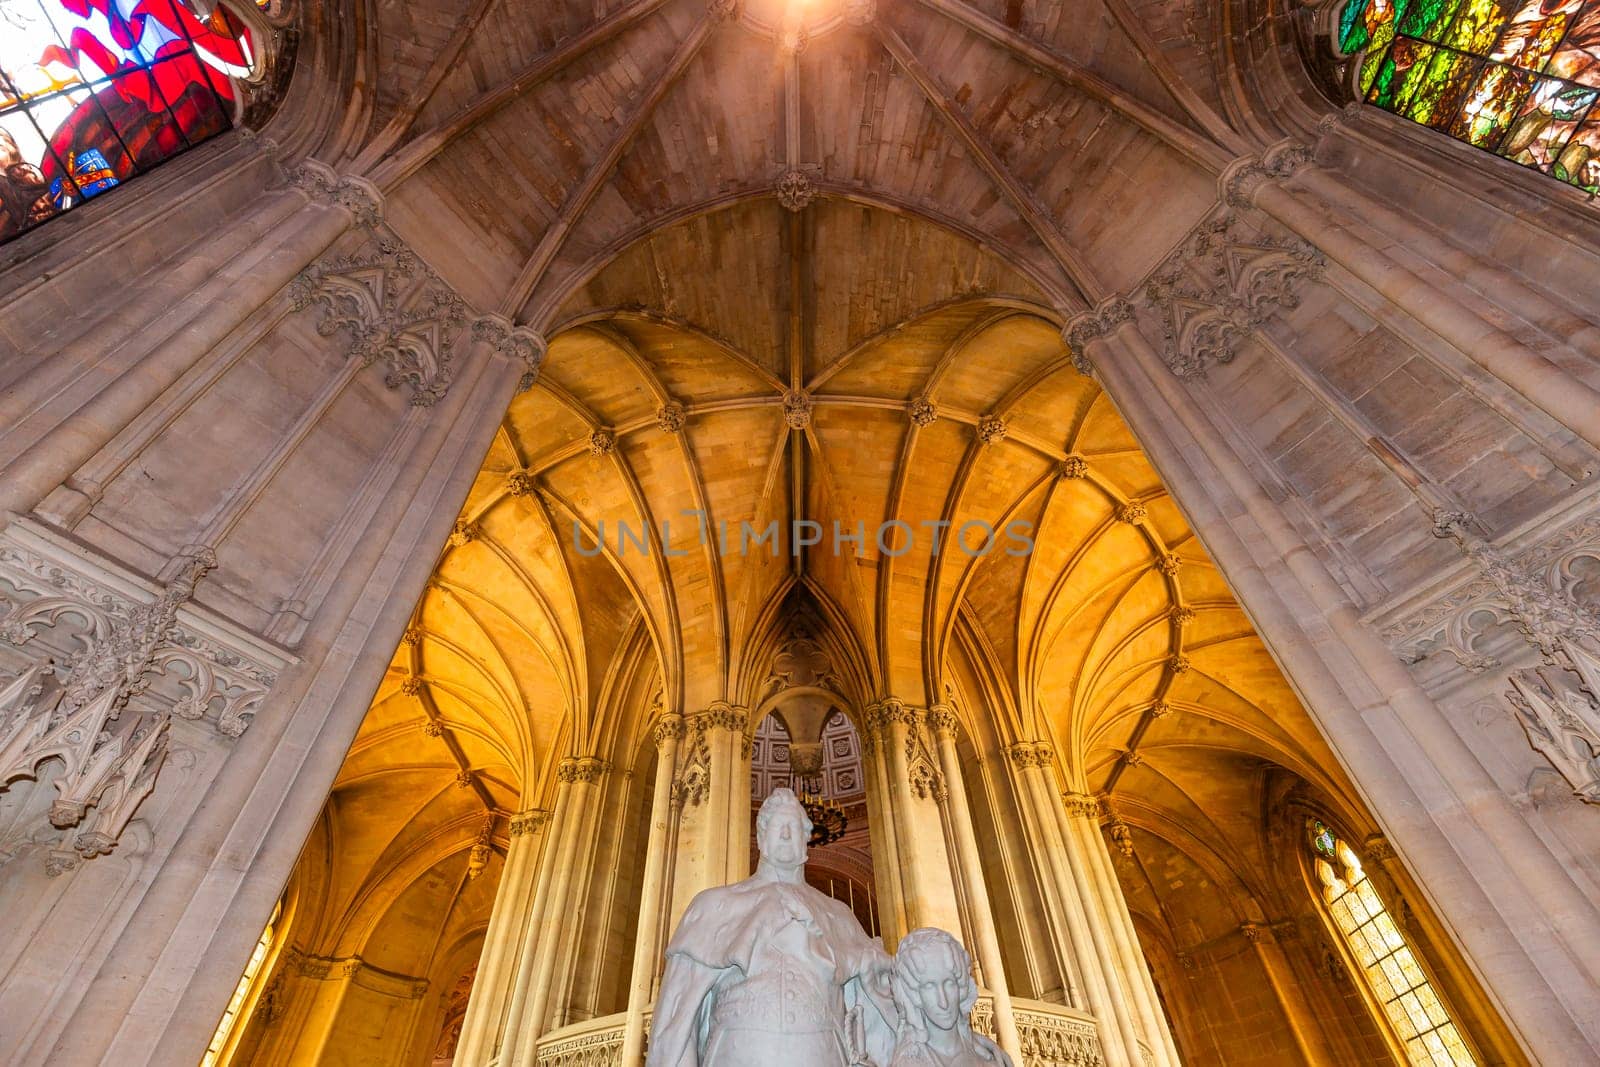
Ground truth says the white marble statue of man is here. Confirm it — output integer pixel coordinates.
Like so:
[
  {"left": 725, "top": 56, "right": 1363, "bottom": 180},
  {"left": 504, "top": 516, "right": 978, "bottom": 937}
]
[
  {"left": 888, "top": 929, "right": 1012, "bottom": 1067},
  {"left": 646, "top": 788, "right": 897, "bottom": 1067}
]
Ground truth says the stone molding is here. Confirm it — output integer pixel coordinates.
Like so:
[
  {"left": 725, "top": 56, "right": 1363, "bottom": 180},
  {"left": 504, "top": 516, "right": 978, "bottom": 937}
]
[
  {"left": 971, "top": 997, "right": 1104, "bottom": 1066},
  {"left": 0, "top": 518, "right": 292, "bottom": 871},
  {"left": 1062, "top": 297, "right": 1134, "bottom": 374},
  {"left": 290, "top": 949, "right": 429, "bottom": 998},
  {"left": 288, "top": 228, "right": 469, "bottom": 407}
]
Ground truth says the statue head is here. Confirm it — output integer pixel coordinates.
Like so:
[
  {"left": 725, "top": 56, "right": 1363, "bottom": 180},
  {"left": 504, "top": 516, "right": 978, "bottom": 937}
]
[
  {"left": 755, "top": 787, "right": 812, "bottom": 869},
  {"left": 893, "top": 928, "right": 978, "bottom": 1041}
]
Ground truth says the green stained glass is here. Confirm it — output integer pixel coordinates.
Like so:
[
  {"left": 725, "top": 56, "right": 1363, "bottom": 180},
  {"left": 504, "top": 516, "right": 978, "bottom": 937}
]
[
  {"left": 1399, "top": 46, "right": 1481, "bottom": 127},
  {"left": 1445, "top": 0, "right": 1517, "bottom": 52},
  {"left": 1400, "top": 0, "right": 1465, "bottom": 42},
  {"left": 1337, "top": 0, "right": 1600, "bottom": 196}
]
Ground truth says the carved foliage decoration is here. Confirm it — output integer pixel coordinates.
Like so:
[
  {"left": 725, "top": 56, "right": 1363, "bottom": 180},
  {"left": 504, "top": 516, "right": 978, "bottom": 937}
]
[
  {"left": 1140, "top": 211, "right": 1325, "bottom": 380},
  {"left": 289, "top": 230, "right": 469, "bottom": 408},
  {"left": 0, "top": 521, "right": 286, "bottom": 872}
]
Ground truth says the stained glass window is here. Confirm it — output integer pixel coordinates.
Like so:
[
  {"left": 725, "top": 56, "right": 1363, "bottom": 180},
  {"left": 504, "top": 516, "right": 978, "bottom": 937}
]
[
  {"left": 1337, "top": 0, "right": 1600, "bottom": 193},
  {"left": 0, "top": 0, "right": 256, "bottom": 247},
  {"left": 1308, "top": 819, "right": 1477, "bottom": 1067}
]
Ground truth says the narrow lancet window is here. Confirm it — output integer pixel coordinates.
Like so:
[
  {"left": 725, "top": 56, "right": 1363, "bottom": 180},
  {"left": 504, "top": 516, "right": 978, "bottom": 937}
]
[{"left": 1309, "top": 819, "right": 1476, "bottom": 1067}]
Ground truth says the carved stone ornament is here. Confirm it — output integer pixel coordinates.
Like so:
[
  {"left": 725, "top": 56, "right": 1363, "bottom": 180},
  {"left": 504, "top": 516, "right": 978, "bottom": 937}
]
[
  {"left": 1061, "top": 792, "right": 1102, "bottom": 820},
  {"left": 908, "top": 396, "right": 938, "bottom": 426},
  {"left": 448, "top": 519, "right": 480, "bottom": 547},
  {"left": 588, "top": 428, "right": 617, "bottom": 456},
  {"left": 976, "top": 415, "right": 1008, "bottom": 445},
  {"left": 783, "top": 390, "right": 814, "bottom": 429},
  {"left": 505, "top": 471, "right": 537, "bottom": 497},
  {"left": 1506, "top": 638, "right": 1600, "bottom": 804},
  {"left": 1057, "top": 456, "right": 1089, "bottom": 479},
  {"left": 1117, "top": 500, "right": 1148, "bottom": 524},
  {"left": 656, "top": 401, "right": 687, "bottom": 433},
  {"left": 289, "top": 228, "right": 470, "bottom": 407},
  {"left": 470, "top": 315, "right": 546, "bottom": 393},
  {"left": 1140, "top": 208, "right": 1325, "bottom": 379},
  {"left": 1007, "top": 740, "right": 1054, "bottom": 769},
  {"left": 509, "top": 808, "right": 551, "bottom": 836},
  {"left": 1063, "top": 298, "right": 1134, "bottom": 375},
  {"left": 283, "top": 159, "right": 384, "bottom": 229},
  {"left": 1382, "top": 513, "right": 1600, "bottom": 674},
  {"left": 0, "top": 519, "right": 290, "bottom": 871},
  {"left": 557, "top": 755, "right": 610, "bottom": 785},
  {"left": 706, "top": 0, "right": 738, "bottom": 20},
  {"left": 1109, "top": 820, "right": 1134, "bottom": 858},
  {"left": 1219, "top": 139, "right": 1317, "bottom": 211}
]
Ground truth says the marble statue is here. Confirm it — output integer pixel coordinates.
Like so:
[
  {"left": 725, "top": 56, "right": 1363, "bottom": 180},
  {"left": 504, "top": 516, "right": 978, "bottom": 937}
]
[
  {"left": 646, "top": 788, "right": 897, "bottom": 1066},
  {"left": 888, "top": 929, "right": 1012, "bottom": 1067}
]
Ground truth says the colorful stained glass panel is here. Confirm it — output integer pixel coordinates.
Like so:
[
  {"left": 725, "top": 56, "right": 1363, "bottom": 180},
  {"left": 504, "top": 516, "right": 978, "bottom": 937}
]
[
  {"left": 0, "top": 0, "right": 251, "bottom": 246},
  {"left": 1340, "top": 0, "right": 1600, "bottom": 192}
]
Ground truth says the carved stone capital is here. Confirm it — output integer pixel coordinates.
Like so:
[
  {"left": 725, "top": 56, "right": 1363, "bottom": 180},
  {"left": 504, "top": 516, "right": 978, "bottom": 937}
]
[
  {"left": 287, "top": 159, "right": 384, "bottom": 228},
  {"left": 1363, "top": 834, "right": 1396, "bottom": 864},
  {"left": 1007, "top": 740, "right": 1054, "bottom": 769},
  {"left": 471, "top": 315, "right": 546, "bottom": 392},
  {"left": 1063, "top": 297, "right": 1134, "bottom": 374},
  {"left": 653, "top": 713, "right": 686, "bottom": 747},
  {"left": 557, "top": 755, "right": 610, "bottom": 784},
  {"left": 510, "top": 808, "right": 551, "bottom": 836},
  {"left": 1062, "top": 791, "right": 1102, "bottom": 819},
  {"left": 925, "top": 704, "right": 959, "bottom": 738},
  {"left": 692, "top": 701, "right": 749, "bottom": 735}
]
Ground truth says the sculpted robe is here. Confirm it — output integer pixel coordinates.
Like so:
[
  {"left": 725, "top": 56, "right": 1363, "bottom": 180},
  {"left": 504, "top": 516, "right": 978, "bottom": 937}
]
[{"left": 646, "top": 874, "right": 896, "bottom": 1067}]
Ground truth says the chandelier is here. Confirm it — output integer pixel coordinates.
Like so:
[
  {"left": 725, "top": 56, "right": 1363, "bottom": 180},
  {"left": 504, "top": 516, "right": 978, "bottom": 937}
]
[{"left": 798, "top": 777, "right": 847, "bottom": 847}]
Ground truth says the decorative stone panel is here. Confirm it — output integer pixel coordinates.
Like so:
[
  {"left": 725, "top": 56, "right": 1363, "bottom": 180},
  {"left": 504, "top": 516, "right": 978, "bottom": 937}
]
[{"left": 0, "top": 518, "right": 293, "bottom": 871}]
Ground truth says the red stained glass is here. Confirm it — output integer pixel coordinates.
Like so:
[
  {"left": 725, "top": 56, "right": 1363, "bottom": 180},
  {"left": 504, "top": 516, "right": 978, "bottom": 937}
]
[
  {"left": 0, "top": 0, "right": 253, "bottom": 246},
  {"left": 1548, "top": 5, "right": 1600, "bottom": 85}
]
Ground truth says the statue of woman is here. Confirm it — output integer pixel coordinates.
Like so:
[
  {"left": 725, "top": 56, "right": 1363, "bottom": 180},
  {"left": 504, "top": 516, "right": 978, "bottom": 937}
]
[{"left": 888, "top": 929, "right": 1012, "bottom": 1067}]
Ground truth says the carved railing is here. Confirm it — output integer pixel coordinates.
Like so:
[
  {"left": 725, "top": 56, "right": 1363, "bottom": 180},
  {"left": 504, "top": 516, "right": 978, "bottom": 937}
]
[
  {"left": 972, "top": 995, "right": 1108, "bottom": 1067},
  {"left": 533, "top": 1011, "right": 632, "bottom": 1067},
  {"left": 527, "top": 998, "right": 1110, "bottom": 1067}
]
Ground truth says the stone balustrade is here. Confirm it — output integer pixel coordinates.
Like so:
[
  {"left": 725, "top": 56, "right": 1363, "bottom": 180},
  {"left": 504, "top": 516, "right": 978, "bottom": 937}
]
[{"left": 523, "top": 995, "right": 1114, "bottom": 1067}]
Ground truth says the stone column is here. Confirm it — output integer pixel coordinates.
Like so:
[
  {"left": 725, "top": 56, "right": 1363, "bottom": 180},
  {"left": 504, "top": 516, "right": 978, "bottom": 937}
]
[
  {"left": 1238, "top": 922, "right": 1341, "bottom": 1066},
  {"left": 871, "top": 699, "right": 963, "bottom": 940},
  {"left": 452, "top": 809, "right": 550, "bottom": 1067},
  {"left": 619, "top": 714, "right": 683, "bottom": 1065},
  {"left": 496, "top": 768, "right": 577, "bottom": 1066},
  {"left": 667, "top": 704, "right": 748, "bottom": 924},
  {"left": 523, "top": 757, "right": 608, "bottom": 1051},
  {"left": 1062, "top": 795, "right": 1179, "bottom": 1067},
  {"left": 1223, "top": 144, "right": 1600, "bottom": 453},
  {"left": 925, "top": 706, "right": 1022, "bottom": 1065},
  {"left": 860, "top": 705, "right": 910, "bottom": 942},
  {"left": 1086, "top": 319, "right": 1600, "bottom": 1058},
  {"left": 1006, "top": 743, "right": 1135, "bottom": 1066}
]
